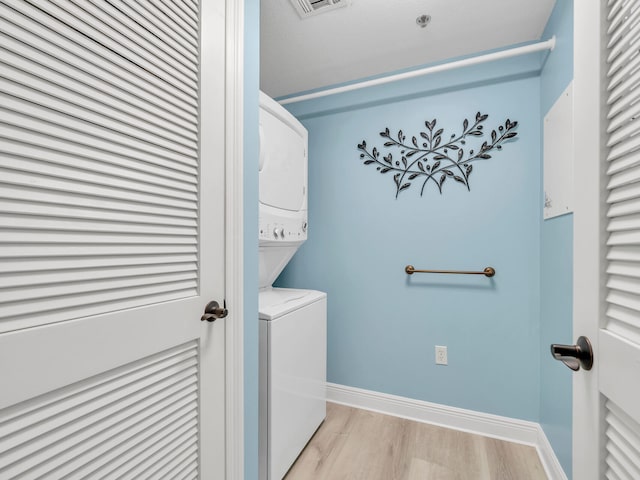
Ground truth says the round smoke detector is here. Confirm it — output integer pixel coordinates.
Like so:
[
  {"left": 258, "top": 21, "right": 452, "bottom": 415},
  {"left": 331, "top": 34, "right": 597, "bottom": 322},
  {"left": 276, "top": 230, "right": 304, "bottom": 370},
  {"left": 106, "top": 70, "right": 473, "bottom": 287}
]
[{"left": 416, "top": 14, "right": 431, "bottom": 28}]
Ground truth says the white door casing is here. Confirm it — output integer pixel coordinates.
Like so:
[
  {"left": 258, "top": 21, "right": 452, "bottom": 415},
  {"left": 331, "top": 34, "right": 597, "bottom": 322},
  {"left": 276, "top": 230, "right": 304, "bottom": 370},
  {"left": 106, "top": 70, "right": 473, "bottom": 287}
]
[
  {"left": 574, "top": 1, "right": 640, "bottom": 478},
  {"left": 0, "top": 0, "right": 244, "bottom": 477}
]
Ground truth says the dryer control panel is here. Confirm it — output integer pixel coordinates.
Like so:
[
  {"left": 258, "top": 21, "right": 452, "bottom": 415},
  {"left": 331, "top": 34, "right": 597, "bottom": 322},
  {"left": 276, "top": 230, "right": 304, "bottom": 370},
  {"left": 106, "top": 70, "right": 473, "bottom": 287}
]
[{"left": 259, "top": 209, "right": 308, "bottom": 242}]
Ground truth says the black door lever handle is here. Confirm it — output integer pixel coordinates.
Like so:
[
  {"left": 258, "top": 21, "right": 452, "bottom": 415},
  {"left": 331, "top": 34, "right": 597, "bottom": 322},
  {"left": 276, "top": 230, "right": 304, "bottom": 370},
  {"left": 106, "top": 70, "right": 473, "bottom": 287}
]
[
  {"left": 550, "top": 336, "right": 593, "bottom": 371},
  {"left": 201, "top": 300, "right": 228, "bottom": 322}
]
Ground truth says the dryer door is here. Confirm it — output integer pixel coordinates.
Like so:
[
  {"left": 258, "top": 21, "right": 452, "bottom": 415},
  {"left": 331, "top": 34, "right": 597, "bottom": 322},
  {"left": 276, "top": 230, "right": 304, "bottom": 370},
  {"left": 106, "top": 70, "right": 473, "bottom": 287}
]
[{"left": 259, "top": 101, "right": 307, "bottom": 212}]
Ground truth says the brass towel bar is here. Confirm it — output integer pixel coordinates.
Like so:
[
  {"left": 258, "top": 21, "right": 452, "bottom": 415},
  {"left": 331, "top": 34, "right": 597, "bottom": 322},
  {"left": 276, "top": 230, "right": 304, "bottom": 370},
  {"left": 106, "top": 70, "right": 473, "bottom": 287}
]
[{"left": 405, "top": 265, "right": 496, "bottom": 278}]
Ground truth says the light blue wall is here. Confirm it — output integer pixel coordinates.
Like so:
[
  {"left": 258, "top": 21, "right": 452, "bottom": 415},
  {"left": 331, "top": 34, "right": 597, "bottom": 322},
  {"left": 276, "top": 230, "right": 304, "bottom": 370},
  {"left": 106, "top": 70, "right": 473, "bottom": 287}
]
[
  {"left": 277, "top": 62, "right": 543, "bottom": 421},
  {"left": 261, "top": 2, "right": 574, "bottom": 475},
  {"left": 539, "top": 1, "right": 574, "bottom": 477},
  {"left": 244, "top": 0, "right": 260, "bottom": 477}
]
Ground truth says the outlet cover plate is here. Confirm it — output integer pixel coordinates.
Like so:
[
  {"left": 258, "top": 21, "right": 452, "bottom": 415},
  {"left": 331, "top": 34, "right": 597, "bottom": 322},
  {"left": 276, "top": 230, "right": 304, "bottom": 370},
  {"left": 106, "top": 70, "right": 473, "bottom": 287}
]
[{"left": 435, "top": 345, "right": 448, "bottom": 365}]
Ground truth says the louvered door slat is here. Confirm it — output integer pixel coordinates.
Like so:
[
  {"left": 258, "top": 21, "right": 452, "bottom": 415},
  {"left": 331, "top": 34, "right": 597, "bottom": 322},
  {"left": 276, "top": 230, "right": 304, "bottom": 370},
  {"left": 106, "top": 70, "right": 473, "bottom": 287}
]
[
  {"left": 64, "top": 0, "right": 199, "bottom": 76},
  {"left": 2, "top": 1, "right": 198, "bottom": 115},
  {"left": 607, "top": 133, "right": 640, "bottom": 162},
  {"left": 0, "top": 20, "right": 198, "bottom": 134},
  {"left": 607, "top": 230, "right": 640, "bottom": 245},
  {"left": 607, "top": 275, "right": 640, "bottom": 297},
  {"left": 0, "top": 262, "right": 198, "bottom": 290},
  {"left": 607, "top": 289, "right": 640, "bottom": 314},
  {"left": 607, "top": 42, "right": 640, "bottom": 89},
  {"left": 606, "top": 150, "right": 640, "bottom": 176},
  {"left": 0, "top": 146, "right": 195, "bottom": 194},
  {"left": 605, "top": 401, "right": 640, "bottom": 479},
  {"left": 1, "top": 136, "right": 196, "bottom": 189},
  {"left": 607, "top": 185, "right": 640, "bottom": 216},
  {"left": 0, "top": 200, "right": 197, "bottom": 229},
  {"left": 607, "top": 163, "right": 640, "bottom": 190},
  {"left": 0, "top": 214, "right": 197, "bottom": 237},
  {"left": 609, "top": 245, "right": 640, "bottom": 261},
  {"left": 0, "top": 271, "right": 198, "bottom": 305},
  {"left": 0, "top": 123, "right": 196, "bottom": 177},
  {"left": 87, "top": 443, "right": 198, "bottom": 480},
  {"left": 607, "top": 99, "right": 640, "bottom": 134},
  {"left": 608, "top": 20, "right": 640, "bottom": 63},
  {"left": 0, "top": 229, "right": 197, "bottom": 245},
  {"left": 11, "top": 396, "right": 198, "bottom": 478},
  {"left": 120, "top": 0, "right": 197, "bottom": 51},
  {"left": 0, "top": 383, "right": 198, "bottom": 472},
  {"left": 152, "top": 0, "right": 199, "bottom": 36},
  {"left": 609, "top": 0, "right": 629, "bottom": 21},
  {"left": 0, "top": 276, "right": 198, "bottom": 317},
  {"left": 0, "top": 164, "right": 195, "bottom": 206},
  {"left": 0, "top": 344, "right": 197, "bottom": 429},
  {"left": 0, "top": 184, "right": 197, "bottom": 220},
  {"left": 607, "top": 70, "right": 639, "bottom": 107},
  {"left": 607, "top": 109, "right": 640, "bottom": 148},
  {"left": 1, "top": 105, "right": 197, "bottom": 168},
  {"left": 1, "top": 254, "right": 197, "bottom": 274},
  {"left": 184, "top": 0, "right": 199, "bottom": 16},
  {"left": 130, "top": 0, "right": 198, "bottom": 47},
  {"left": 159, "top": 0, "right": 199, "bottom": 24},
  {"left": 82, "top": 415, "right": 197, "bottom": 480},
  {"left": 0, "top": 244, "right": 197, "bottom": 259},
  {"left": 0, "top": 159, "right": 195, "bottom": 208},
  {"left": 608, "top": 260, "right": 640, "bottom": 277},
  {"left": 152, "top": 449, "right": 199, "bottom": 479},
  {"left": 608, "top": 84, "right": 640, "bottom": 119},
  {"left": 52, "top": 417, "right": 198, "bottom": 479},
  {"left": 609, "top": 3, "right": 640, "bottom": 46},
  {"left": 0, "top": 77, "right": 198, "bottom": 155},
  {"left": 106, "top": 0, "right": 199, "bottom": 67},
  {"left": 606, "top": 304, "right": 640, "bottom": 334},
  {"left": 103, "top": 425, "right": 198, "bottom": 480},
  {"left": 12, "top": 0, "right": 198, "bottom": 99},
  {"left": 608, "top": 214, "right": 640, "bottom": 233},
  {"left": 607, "top": 3, "right": 640, "bottom": 58},
  {"left": 170, "top": 458, "right": 200, "bottom": 480},
  {"left": 0, "top": 341, "right": 200, "bottom": 479}
]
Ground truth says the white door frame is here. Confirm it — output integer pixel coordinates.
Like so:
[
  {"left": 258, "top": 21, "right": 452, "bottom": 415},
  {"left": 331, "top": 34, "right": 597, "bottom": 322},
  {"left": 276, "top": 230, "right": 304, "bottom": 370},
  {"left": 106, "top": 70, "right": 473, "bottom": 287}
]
[
  {"left": 224, "top": 0, "right": 246, "bottom": 477},
  {"left": 572, "top": 1, "right": 605, "bottom": 478}
]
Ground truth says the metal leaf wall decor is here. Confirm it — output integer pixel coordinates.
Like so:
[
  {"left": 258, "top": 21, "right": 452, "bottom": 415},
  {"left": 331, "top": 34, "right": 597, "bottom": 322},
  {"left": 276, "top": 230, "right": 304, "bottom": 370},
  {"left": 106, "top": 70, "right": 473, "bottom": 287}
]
[{"left": 357, "top": 112, "right": 518, "bottom": 197}]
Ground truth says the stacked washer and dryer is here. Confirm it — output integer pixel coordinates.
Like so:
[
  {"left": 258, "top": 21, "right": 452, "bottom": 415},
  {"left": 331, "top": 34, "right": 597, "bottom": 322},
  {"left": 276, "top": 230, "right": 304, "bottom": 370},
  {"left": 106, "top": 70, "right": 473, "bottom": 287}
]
[{"left": 258, "top": 92, "right": 327, "bottom": 480}]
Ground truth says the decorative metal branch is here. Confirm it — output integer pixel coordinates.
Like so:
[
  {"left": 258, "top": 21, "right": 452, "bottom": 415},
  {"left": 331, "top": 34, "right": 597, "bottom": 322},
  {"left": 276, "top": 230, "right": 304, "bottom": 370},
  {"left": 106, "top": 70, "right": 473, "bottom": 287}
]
[{"left": 357, "top": 112, "right": 518, "bottom": 197}]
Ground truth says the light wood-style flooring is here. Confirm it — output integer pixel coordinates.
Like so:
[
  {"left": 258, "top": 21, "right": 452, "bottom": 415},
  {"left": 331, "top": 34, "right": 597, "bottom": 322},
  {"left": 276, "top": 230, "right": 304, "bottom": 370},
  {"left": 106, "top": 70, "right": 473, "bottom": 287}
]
[{"left": 284, "top": 402, "right": 547, "bottom": 480}]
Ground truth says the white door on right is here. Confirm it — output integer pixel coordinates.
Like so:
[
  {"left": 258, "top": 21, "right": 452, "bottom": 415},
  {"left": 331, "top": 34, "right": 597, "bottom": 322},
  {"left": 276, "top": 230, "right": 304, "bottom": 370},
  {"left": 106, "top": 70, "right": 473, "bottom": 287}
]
[{"left": 573, "top": 1, "right": 640, "bottom": 478}]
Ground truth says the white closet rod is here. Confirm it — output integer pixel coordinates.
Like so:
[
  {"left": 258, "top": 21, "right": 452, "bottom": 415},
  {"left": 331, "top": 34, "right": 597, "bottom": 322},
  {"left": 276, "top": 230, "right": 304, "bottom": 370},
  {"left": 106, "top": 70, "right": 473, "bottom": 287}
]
[{"left": 279, "top": 36, "right": 556, "bottom": 105}]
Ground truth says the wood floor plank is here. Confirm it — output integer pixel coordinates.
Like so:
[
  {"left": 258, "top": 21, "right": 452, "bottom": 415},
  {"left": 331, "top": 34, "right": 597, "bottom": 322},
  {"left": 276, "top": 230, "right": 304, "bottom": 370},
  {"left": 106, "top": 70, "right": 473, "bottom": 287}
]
[{"left": 284, "top": 402, "right": 547, "bottom": 480}]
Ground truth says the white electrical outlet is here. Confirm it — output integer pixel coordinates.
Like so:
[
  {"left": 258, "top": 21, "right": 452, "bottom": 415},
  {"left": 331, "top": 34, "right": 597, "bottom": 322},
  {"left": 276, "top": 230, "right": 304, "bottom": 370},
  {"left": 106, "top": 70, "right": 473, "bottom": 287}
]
[{"left": 435, "top": 345, "right": 448, "bottom": 365}]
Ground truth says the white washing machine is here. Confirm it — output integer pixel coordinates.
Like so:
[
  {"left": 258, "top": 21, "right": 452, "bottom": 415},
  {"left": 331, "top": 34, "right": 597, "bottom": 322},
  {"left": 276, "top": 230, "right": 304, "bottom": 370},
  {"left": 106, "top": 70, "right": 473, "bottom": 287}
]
[
  {"left": 258, "top": 92, "right": 327, "bottom": 480},
  {"left": 259, "top": 288, "right": 326, "bottom": 480}
]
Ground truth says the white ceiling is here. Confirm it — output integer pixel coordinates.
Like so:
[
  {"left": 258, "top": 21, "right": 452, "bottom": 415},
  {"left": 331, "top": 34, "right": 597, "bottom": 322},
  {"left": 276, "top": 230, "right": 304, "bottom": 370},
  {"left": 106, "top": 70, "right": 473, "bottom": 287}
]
[{"left": 260, "top": 0, "right": 557, "bottom": 98}]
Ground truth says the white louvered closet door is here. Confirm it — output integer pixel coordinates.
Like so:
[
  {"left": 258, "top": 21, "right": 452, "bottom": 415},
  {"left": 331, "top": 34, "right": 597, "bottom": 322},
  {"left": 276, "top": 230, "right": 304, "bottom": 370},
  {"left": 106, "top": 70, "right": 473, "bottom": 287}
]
[
  {"left": 0, "top": 0, "right": 227, "bottom": 479},
  {"left": 574, "top": 1, "right": 640, "bottom": 479},
  {"left": 602, "top": 0, "right": 640, "bottom": 477}
]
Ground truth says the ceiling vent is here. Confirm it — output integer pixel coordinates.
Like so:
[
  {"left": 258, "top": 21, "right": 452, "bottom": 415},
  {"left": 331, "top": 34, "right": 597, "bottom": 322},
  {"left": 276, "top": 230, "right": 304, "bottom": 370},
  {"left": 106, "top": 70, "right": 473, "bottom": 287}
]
[{"left": 290, "top": 0, "right": 350, "bottom": 18}]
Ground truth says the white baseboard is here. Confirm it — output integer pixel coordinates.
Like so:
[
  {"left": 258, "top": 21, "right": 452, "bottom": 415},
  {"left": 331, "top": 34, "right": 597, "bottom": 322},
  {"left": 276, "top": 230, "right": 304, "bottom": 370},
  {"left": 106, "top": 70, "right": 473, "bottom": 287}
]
[
  {"left": 326, "top": 383, "right": 568, "bottom": 480},
  {"left": 535, "top": 426, "right": 569, "bottom": 480}
]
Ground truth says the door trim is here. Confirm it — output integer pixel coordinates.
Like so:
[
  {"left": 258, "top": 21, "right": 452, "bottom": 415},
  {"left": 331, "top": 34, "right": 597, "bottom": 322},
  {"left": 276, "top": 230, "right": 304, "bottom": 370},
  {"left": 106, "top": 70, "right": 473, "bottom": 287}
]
[
  {"left": 225, "top": 0, "right": 245, "bottom": 477},
  {"left": 572, "top": 2, "right": 606, "bottom": 479}
]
